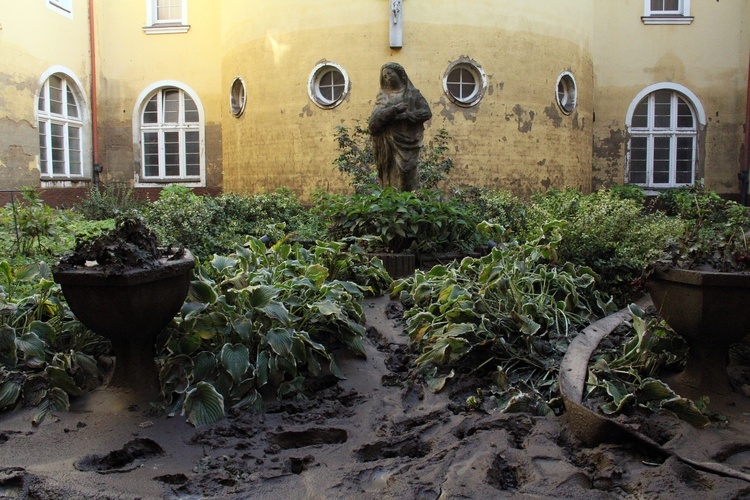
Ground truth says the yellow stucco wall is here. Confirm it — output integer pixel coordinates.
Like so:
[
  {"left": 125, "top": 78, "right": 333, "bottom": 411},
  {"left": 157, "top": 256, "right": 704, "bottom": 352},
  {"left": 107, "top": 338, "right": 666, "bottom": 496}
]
[
  {"left": 0, "top": 0, "right": 92, "bottom": 189},
  {"left": 221, "top": 0, "right": 595, "bottom": 198},
  {"left": 592, "top": 0, "right": 750, "bottom": 193}
]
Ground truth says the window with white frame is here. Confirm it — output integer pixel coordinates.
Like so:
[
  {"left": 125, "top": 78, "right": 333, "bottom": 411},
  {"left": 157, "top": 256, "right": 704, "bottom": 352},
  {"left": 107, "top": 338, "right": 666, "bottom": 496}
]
[
  {"left": 144, "top": 0, "right": 189, "bottom": 34},
  {"left": 443, "top": 58, "right": 486, "bottom": 107},
  {"left": 308, "top": 62, "right": 349, "bottom": 109},
  {"left": 556, "top": 72, "right": 577, "bottom": 115},
  {"left": 138, "top": 87, "right": 203, "bottom": 183},
  {"left": 37, "top": 74, "right": 84, "bottom": 178},
  {"left": 47, "top": 0, "right": 73, "bottom": 18},
  {"left": 627, "top": 89, "right": 699, "bottom": 188},
  {"left": 642, "top": 0, "right": 693, "bottom": 24}
]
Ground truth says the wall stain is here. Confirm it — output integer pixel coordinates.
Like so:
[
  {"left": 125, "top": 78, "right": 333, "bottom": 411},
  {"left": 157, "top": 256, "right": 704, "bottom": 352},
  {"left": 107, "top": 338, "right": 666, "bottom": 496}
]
[
  {"left": 544, "top": 103, "right": 562, "bottom": 128},
  {"left": 511, "top": 104, "right": 534, "bottom": 133},
  {"left": 593, "top": 128, "right": 626, "bottom": 162},
  {"left": 537, "top": 159, "right": 546, "bottom": 166},
  {"left": 299, "top": 103, "right": 314, "bottom": 118},
  {"left": 437, "top": 96, "right": 478, "bottom": 123}
]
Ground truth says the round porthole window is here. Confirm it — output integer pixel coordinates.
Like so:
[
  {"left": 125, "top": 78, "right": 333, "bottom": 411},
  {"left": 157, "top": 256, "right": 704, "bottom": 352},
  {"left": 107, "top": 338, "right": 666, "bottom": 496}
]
[
  {"left": 443, "top": 59, "right": 486, "bottom": 107},
  {"left": 556, "top": 72, "right": 577, "bottom": 115},
  {"left": 308, "top": 62, "right": 349, "bottom": 109},
  {"left": 230, "top": 77, "right": 246, "bottom": 117}
]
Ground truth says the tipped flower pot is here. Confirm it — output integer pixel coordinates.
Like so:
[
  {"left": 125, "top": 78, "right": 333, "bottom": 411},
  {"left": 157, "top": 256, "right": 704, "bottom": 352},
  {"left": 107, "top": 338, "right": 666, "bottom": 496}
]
[{"left": 53, "top": 250, "right": 195, "bottom": 399}]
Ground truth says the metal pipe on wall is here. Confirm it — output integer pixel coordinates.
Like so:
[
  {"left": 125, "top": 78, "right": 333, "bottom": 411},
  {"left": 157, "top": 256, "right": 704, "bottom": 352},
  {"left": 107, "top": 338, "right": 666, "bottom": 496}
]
[{"left": 89, "top": 0, "right": 102, "bottom": 186}]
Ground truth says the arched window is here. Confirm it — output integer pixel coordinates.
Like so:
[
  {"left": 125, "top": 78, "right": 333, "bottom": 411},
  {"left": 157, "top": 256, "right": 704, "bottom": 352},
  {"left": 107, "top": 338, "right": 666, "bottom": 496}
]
[
  {"left": 37, "top": 73, "right": 85, "bottom": 178},
  {"left": 626, "top": 84, "right": 704, "bottom": 188},
  {"left": 136, "top": 84, "right": 204, "bottom": 185}
]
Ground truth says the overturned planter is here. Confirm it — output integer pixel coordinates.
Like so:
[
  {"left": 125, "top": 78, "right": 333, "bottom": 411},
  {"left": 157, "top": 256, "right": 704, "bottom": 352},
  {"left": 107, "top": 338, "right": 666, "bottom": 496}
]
[{"left": 53, "top": 250, "right": 195, "bottom": 399}]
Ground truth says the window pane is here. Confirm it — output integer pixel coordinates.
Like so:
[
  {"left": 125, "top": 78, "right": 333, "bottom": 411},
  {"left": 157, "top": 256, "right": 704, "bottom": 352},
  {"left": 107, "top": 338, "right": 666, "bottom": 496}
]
[
  {"left": 68, "top": 126, "right": 81, "bottom": 175},
  {"left": 632, "top": 98, "right": 648, "bottom": 128},
  {"left": 448, "top": 67, "right": 476, "bottom": 101},
  {"left": 629, "top": 136, "right": 648, "bottom": 184},
  {"left": 156, "top": 0, "right": 182, "bottom": 22},
  {"left": 665, "top": 0, "right": 679, "bottom": 11},
  {"left": 38, "top": 121, "right": 48, "bottom": 174},
  {"left": 651, "top": 0, "right": 663, "bottom": 10},
  {"left": 185, "top": 131, "right": 200, "bottom": 176},
  {"left": 184, "top": 94, "right": 199, "bottom": 123},
  {"left": 143, "top": 95, "right": 159, "bottom": 124},
  {"left": 49, "top": 75, "right": 64, "bottom": 115},
  {"left": 654, "top": 91, "right": 671, "bottom": 128},
  {"left": 164, "top": 131, "right": 180, "bottom": 176},
  {"left": 66, "top": 86, "right": 78, "bottom": 118},
  {"left": 51, "top": 122, "right": 66, "bottom": 175},
  {"left": 676, "top": 97, "right": 693, "bottom": 128},
  {"left": 143, "top": 132, "right": 159, "bottom": 177},
  {"left": 163, "top": 90, "right": 180, "bottom": 123},
  {"left": 676, "top": 136, "right": 693, "bottom": 183},
  {"left": 652, "top": 136, "right": 671, "bottom": 184}
]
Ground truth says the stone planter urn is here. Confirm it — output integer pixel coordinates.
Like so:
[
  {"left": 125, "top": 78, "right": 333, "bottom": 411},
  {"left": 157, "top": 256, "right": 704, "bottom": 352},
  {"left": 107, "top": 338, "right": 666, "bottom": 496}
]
[
  {"left": 53, "top": 250, "right": 195, "bottom": 399},
  {"left": 649, "top": 267, "right": 750, "bottom": 398}
]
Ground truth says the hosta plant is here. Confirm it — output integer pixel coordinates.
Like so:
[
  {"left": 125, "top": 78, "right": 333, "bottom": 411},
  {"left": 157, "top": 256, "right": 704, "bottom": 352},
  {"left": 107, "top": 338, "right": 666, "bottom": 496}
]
[
  {"left": 0, "top": 261, "right": 108, "bottom": 425},
  {"left": 392, "top": 221, "right": 616, "bottom": 416},
  {"left": 157, "top": 237, "right": 390, "bottom": 426}
]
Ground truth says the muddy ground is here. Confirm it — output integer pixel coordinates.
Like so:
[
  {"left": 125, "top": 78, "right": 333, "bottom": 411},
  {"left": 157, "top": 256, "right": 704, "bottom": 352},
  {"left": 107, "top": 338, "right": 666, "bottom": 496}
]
[{"left": 1, "top": 296, "right": 750, "bottom": 499}]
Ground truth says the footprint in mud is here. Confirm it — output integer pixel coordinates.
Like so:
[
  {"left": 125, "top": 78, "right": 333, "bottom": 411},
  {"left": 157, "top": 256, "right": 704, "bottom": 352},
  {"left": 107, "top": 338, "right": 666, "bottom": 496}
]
[
  {"left": 74, "top": 438, "right": 164, "bottom": 473},
  {"left": 0, "top": 468, "right": 27, "bottom": 498},
  {"left": 486, "top": 454, "right": 519, "bottom": 491},
  {"left": 355, "top": 434, "right": 431, "bottom": 462},
  {"left": 269, "top": 428, "right": 348, "bottom": 450}
]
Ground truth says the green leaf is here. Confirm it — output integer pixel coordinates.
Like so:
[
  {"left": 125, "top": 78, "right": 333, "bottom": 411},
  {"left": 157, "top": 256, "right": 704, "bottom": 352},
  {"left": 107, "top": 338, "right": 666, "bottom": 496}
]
[
  {"left": 0, "top": 327, "right": 17, "bottom": 367},
  {"left": 15, "top": 263, "right": 41, "bottom": 282},
  {"left": 0, "top": 380, "right": 21, "bottom": 410},
  {"left": 28, "top": 321, "right": 56, "bottom": 344},
  {"left": 32, "top": 387, "right": 70, "bottom": 426},
  {"left": 661, "top": 397, "right": 710, "bottom": 427},
  {"left": 44, "top": 366, "right": 83, "bottom": 397},
  {"left": 262, "top": 302, "right": 291, "bottom": 326},
  {"left": 425, "top": 369, "right": 454, "bottom": 393},
  {"left": 232, "top": 316, "right": 254, "bottom": 341},
  {"left": 256, "top": 350, "right": 270, "bottom": 387},
  {"left": 184, "top": 381, "right": 225, "bottom": 426},
  {"left": 192, "top": 351, "right": 217, "bottom": 382},
  {"left": 247, "top": 285, "right": 279, "bottom": 309},
  {"left": 211, "top": 255, "right": 238, "bottom": 273},
  {"left": 188, "top": 280, "right": 217, "bottom": 304},
  {"left": 220, "top": 343, "right": 251, "bottom": 385},
  {"left": 15, "top": 332, "right": 47, "bottom": 360},
  {"left": 636, "top": 378, "right": 676, "bottom": 402},
  {"left": 266, "top": 328, "right": 294, "bottom": 358}
]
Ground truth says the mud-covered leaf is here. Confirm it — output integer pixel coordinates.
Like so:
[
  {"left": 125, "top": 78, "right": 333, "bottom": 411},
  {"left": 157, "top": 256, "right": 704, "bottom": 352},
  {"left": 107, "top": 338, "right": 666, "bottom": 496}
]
[
  {"left": 184, "top": 382, "right": 225, "bottom": 426},
  {"left": 32, "top": 387, "right": 69, "bottom": 426},
  {"left": 0, "top": 380, "right": 21, "bottom": 410},
  {"left": 425, "top": 369, "right": 454, "bottom": 393},
  {"left": 661, "top": 397, "right": 711, "bottom": 427}
]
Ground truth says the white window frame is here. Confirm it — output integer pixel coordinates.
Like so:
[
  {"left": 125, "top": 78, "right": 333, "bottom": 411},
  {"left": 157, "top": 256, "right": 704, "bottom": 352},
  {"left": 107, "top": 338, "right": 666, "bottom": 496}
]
[
  {"left": 443, "top": 58, "right": 487, "bottom": 108},
  {"left": 642, "top": 0, "right": 693, "bottom": 25},
  {"left": 47, "top": 0, "right": 73, "bottom": 18},
  {"left": 133, "top": 82, "right": 205, "bottom": 187},
  {"left": 307, "top": 62, "right": 350, "bottom": 109},
  {"left": 556, "top": 71, "right": 577, "bottom": 115},
  {"left": 36, "top": 67, "right": 91, "bottom": 183},
  {"left": 144, "top": 0, "right": 189, "bottom": 34},
  {"left": 626, "top": 83, "right": 705, "bottom": 189}
]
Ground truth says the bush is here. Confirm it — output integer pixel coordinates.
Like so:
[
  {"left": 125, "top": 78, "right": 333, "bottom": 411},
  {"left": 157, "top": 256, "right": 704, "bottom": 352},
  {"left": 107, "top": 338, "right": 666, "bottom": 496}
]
[
  {"left": 333, "top": 125, "right": 455, "bottom": 193},
  {"left": 318, "top": 187, "right": 481, "bottom": 254},
  {"left": 74, "top": 182, "right": 144, "bottom": 221}
]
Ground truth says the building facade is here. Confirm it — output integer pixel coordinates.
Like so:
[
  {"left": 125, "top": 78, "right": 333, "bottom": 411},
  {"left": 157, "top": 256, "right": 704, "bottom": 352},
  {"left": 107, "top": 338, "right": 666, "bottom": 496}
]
[{"left": 1, "top": 0, "right": 748, "bottom": 204}]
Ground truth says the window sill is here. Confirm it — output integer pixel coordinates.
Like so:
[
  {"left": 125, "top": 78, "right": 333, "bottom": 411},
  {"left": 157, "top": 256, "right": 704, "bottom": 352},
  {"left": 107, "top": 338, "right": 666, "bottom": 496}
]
[
  {"left": 40, "top": 178, "right": 91, "bottom": 188},
  {"left": 135, "top": 179, "right": 204, "bottom": 188},
  {"left": 641, "top": 15, "right": 694, "bottom": 25},
  {"left": 143, "top": 24, "right": 190, "bottom": 35}
]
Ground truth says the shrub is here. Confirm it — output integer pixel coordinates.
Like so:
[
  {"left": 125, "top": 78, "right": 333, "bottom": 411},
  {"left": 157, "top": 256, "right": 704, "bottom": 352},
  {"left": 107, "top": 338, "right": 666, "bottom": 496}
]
[
  {"left": 74, "top": 182, "right": 144, "bottom": 221},
  {"left": 333, "top": 125, "right": 455, "bottom": 193},
  {"left": 318, "top": 187, "right": 481, "bottom": 254}
]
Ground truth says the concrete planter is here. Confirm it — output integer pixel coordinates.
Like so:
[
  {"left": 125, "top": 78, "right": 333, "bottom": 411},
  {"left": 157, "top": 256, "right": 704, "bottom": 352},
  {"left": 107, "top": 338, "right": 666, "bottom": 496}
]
[
  {"left": 649, "top": 267, "right": 750, "bottom": 397},
  {"left": 53, "top": 250, "right": 195, "bottom": 398},
  {"left": 368, "top": 252, "right": 416, "bottom": 278}
]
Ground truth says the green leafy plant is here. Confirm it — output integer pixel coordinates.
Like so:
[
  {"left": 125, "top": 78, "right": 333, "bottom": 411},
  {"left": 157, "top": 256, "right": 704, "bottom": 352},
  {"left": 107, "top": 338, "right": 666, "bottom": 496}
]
[
  {"left": 392, "top": 221, "right": 616, "bottom": 415},
  {"left": 318, "top": 187, "right": 481, "bottom": 255},
  {"left": 333, "top": 125, "right": 455, "bottom": 193},
  {"left": 157, "top": 237, "right": 389, "bottom": 426},
  {"left": 585, "top": 304, "right": 709, "bottom": 426},
  {"left": 0, "top": 261, "right": 108, "bottom": 425},
  {"left": 74, "top": 182, "right": 144, "bottom": 221},
  {"left": 653, "top": 182, "right": 750, "bottom": 272}
]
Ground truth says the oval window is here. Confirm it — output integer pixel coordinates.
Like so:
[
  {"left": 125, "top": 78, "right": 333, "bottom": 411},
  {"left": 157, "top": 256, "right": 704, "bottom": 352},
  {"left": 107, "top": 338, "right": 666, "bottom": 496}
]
[
  {"left": 556, "top": 72, "right": 577, "bottom": 115},
  {"left": 443, "top": 59, "right": 486, "bottom": 107},
  {"left": 308, "top": 62, "right": 349, "bottom": 109},
  {"left": 230, "top": 77, "right": 246, "bottom": 117}
]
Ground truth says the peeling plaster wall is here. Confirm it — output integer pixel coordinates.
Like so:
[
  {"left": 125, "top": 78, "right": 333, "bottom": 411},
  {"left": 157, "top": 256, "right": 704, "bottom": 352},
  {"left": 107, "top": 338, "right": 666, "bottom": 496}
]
[
  {"left": 0, "top": 0, "right": 92, "bottom": 191},
  {"left": 221, "top": 0, "right": 594, "bottom": 199},
  {"left": 592, "top": 1, "right": 750, "bottom": 195}
]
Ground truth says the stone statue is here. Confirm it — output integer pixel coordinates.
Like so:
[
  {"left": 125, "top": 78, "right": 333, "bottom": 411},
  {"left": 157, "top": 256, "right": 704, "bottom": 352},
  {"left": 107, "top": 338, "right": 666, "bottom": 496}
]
[{"left": 368, "top": 62, "right": 432, "bottom": 191}]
